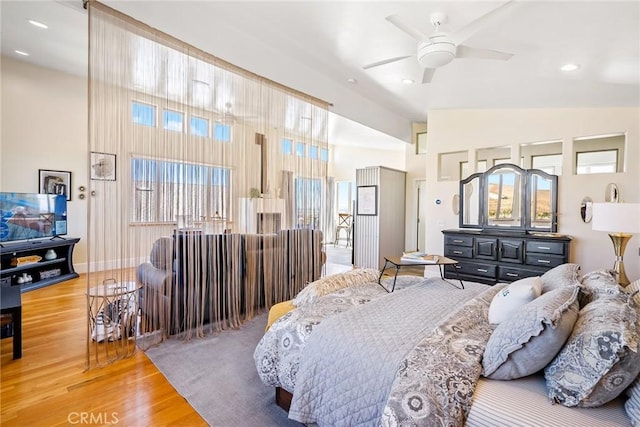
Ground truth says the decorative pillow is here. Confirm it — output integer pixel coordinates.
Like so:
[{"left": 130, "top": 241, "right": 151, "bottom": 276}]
[
  {"left": 293, "top": 268, "right": 380, "bottom": 306},
  {"left": 488, "top": 276, "right": 543, "bottom": 324},
  {"left": 626, "top": 376, "right": 640, "bottom": 426},
  {"left": 482, "top": 285, "right": 579, "bottom": 380},
  {"left": 540, "top": 263, "right": 581, "bottom": 293},
  {"left": 545, "top": 292, "right": 640, "bottom": 407},
  {"left": 579, "top": 269, "right": 622, "bottom": 306}
]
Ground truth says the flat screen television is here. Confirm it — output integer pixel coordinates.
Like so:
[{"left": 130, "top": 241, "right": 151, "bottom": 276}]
[{"left": 0, "top": 192, "right": 68, "bottom": 243}]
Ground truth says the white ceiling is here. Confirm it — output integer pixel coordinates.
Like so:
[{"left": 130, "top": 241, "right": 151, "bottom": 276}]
[{"left": 2, "top": 0, "right": 639, "bottom": 149}]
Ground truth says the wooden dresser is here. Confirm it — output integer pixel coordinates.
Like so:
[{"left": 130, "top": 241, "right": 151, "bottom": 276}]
[{"left": 442, "top": 229, "right": 572, "bottom": 285}]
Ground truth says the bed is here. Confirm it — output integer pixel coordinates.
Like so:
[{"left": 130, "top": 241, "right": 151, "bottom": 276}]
[{"left": 254, "top": 266, "right": 639, "bottom": 426}]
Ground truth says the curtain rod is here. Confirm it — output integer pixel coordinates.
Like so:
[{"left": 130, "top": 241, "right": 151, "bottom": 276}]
[{"left": 86, "top": 0, "right": 332, "bottom": 108}]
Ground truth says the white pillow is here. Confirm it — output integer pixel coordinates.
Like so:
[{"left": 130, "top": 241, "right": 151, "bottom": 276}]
[{"left": 488, "top": 276, "right": 543, "bottom": 324}]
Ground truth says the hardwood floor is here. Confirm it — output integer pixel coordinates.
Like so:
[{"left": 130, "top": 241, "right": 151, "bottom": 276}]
[{"left": 0, "top": 275, "right": 205, "bottom": 426}]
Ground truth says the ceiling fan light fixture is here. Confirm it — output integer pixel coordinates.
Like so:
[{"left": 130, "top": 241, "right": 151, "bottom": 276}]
[{"left": 417, "top": 41, "right": 456, "bottom": 69}]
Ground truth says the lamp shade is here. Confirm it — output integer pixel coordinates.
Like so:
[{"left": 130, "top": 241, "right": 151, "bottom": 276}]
[{"left": 592, "top": 203, "right": 640, "bottom": 234}]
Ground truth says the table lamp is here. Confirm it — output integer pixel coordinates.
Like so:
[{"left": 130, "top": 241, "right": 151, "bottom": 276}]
[{"left": 592, "top": 202, "right": 640, "bottom": 286}]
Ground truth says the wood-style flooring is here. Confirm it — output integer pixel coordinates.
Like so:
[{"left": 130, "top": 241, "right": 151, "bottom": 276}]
[{"left": 0, "top": 275, "right": 205, "bottom": 426}]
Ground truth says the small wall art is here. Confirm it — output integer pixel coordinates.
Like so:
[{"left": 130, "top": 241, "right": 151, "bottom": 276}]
[
  {"left": 38, "top": 169, "right": 72, "bottom": 201},
  {"left": 357, "top": 185, "right": 377, "bottom": 216},
  {"left": 90, "top": 151, "right": 116, "bottom": 181}
]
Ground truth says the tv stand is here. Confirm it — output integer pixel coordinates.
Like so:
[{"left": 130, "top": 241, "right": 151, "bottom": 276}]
[{"left": 0, "top": 238, "right": 80, "bottom": 291}]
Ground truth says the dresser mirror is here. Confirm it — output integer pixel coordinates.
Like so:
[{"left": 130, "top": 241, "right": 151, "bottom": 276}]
[
  {"left": 460, "top": 173, "right": 482, "bottom": 227},
  {"left": 459, "top": 163, "right": 558, "bottom": 232}
]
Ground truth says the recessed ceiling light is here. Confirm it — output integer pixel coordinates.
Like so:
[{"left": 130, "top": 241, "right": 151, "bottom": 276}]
[
  {"left": 346, "top": 77, "right": 357, "bottom": 84},
  {"left": 15, "top": 50, "right": 29, "bottom": 56},
  {"left": 402, "top": 78, "right": 415, "bottom": 84},
  {"left": 561, "top": 63, "right": 581, "bottom": 72},
  {"left": 28, "top": 19, "right": 48, "bottom": 29}
]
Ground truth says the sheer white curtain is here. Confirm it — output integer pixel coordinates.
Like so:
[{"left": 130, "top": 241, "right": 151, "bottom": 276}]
[{"left": 87, "top": 1, "right": 328, "bottom": 368}]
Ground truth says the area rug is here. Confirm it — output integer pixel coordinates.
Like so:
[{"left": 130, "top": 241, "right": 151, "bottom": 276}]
[
  {"left": 145, "top": 312, "right": 298, "bottom": 426},
  {"left": 144, "top": 276, "right": 430, "bottom": 426}
]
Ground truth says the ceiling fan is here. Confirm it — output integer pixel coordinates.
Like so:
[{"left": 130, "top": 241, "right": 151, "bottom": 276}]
[{"left": 363, "top": 1, "right": 517, "bottom": 84}]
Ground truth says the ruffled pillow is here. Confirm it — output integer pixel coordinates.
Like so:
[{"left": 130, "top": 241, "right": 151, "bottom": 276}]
[
  {"left": 540, "top": 263, "right": 581, "bottom": 293},
  {"left": 482, "top": 285, "right": 579, "bottom": 380},
  {"left": 293, "top": 268, "right": 380, "bottom": 306}
]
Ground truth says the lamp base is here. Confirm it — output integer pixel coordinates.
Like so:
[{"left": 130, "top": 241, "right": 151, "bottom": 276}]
[{"left": 608, "top": 233, "right": 632, "bottom": 286}]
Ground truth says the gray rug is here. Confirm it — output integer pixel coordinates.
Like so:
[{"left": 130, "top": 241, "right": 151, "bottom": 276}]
[
  {"left": 144, "top": 276, "right": 436, "bottom": 426},
  {"left": 145, "top": 312, "right": 299, "bottom": 427}
]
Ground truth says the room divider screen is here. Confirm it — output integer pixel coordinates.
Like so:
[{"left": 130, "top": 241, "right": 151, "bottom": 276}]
[{"left": 86, "top": 0, "right": 329, "bottom": 368}]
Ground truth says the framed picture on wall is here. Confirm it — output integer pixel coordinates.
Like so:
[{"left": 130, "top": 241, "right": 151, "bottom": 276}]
[
  {"left": 90, "top": 151, "right": 116, "bottom": 181},
  {"left": 38, "top": 169, "right": 72, "bottom": 201},
  {"left": 357, "top": 185, "right": 377, "bottom": 216}
]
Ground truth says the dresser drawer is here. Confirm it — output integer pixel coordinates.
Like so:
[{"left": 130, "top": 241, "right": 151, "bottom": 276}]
[
  {"left": 498, "top": 266, "right": 541, "bottom": 282},
  {"left": 453, "top": 262, "right": 496, "bottom": 279},
  {"left": 445, "top": 246, "right": 473, "bottom": 259},
  {"left": 526, "top": 240, "right": 565, "bottom": 255},
  {"left": 525, "top": 253, "right": 565, "bottom": 268},
  {"left": 445, "top": 235, "right": 473, "bottom": 247}
]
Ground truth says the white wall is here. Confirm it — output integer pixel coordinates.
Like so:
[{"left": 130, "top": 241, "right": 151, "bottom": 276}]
[
  {"left": 1, "top": 56, "right": 89, "bottom": 271},
  {"left": 328, "top": 144, "right": 405, "bottom": 182},
  {"left": 423, "top": 107, "right": 640, "bottom": 280}
]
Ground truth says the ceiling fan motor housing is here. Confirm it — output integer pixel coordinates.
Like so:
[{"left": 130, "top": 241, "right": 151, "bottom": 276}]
[{"left": 417, "top": 37, "right": 456, "bottom": 68}]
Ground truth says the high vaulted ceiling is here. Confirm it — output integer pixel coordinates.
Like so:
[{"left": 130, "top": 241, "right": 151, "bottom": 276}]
[{"left": 2, "top": 1, "right": 639, "bottom": 147}]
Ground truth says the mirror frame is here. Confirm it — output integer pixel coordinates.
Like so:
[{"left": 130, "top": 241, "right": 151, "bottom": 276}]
[{"left": 459, "top": 163, "right": 558, "bottom": 232}]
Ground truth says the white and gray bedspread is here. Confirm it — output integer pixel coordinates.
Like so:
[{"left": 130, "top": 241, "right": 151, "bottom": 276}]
[{"left": 254, "top": 278, "right": 500, "bottom": 427}]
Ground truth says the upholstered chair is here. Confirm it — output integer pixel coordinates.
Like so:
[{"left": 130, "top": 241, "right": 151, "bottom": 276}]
[{"left": 137, "top": 236, "right": 174, "bottom": 334}]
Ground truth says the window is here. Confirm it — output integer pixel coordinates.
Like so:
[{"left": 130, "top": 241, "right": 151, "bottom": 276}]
[
  {"left": 132, "top": 101, "right": 156, "bottom": 127},
  {"left": 281, "top": 138, "right": 293, "bottom": 155},
  {"left": 573, "top": 133, "right": 625, "bottom": 175},
  {"left": 294, "top": 177, "right": 322, "bottom": 229},
  {"left": 532, "top": 154, "right": 562, "bottom": 175},
  {"left": 320, "top": 148, "right": 329, "bottom": 162},
  {"left": 190, "top": 116, "right": 209, "bottom": 137},
  {"left": 163, "top": 109, "right": 184, "bottom": 132},
  {"left": 296, "top": 142, "right": 306, "bottom": 157},
  {"left": 576, "top": 150, "right": 618, "bottom": 174},
  {"left": 131, "top": 157, "right": 231, "bottom": 223},
  {"left": 336, "top": 181, "right": 355, "bottom": 214},
  {"left": 309, "top": 145, "right": 319, "bottom": 159},
  {"left": 214, "top": 122, "right": 231, "bottom": 142}
]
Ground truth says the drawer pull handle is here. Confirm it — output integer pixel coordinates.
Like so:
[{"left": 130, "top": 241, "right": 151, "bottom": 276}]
[
  {"left": 537, "top": 259, "right": 551, "bottom": 264},
  {"left": 453, "top": 240, "right": 464, "bottom": 243},
  {"left": 453, "top": 250, "right": 463, "bottom": 255},
  {"left": 506, "top": 273, "right": 519, "bottom": 277},
  {"left": 538, "top": 246, "right": 551, "bottom": 250},
  {"left": 454, "top": 265, "right": 461, "bottom": 270},
  {"left": 477, "top": 268, "right": 488, "bottom": 273}
]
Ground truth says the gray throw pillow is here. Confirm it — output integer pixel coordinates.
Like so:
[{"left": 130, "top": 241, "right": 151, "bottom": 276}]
[
  {"left": 482, "top": 285, "right": 580, "bottom": 380},
  {"left": 540, "top": 263, "right": 581, "bottom": 293},
  {"left": 545, "top": 292, "right": 640, "bottom": 407}
]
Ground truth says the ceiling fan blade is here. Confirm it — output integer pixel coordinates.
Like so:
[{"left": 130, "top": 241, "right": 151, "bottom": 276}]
[
  {"left": 363, "top": 55, "right": 414, "bottom": 70},
  {"left": 456, "top": 45, "right": 513, "bottom": 61},
  {"left": 386, "top": 15, "right": 428, "bottom": 41},
  {"left": 422, "top": 68, "right": 436, "bottom": 84},
  {"left": 449, "top": 0, "right": 517, "bottom": 46}
]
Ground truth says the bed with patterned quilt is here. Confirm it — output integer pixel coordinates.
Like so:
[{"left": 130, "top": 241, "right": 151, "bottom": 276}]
[{"left": 254, "top": 265, "right": 640, "bottom": 426}]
